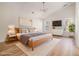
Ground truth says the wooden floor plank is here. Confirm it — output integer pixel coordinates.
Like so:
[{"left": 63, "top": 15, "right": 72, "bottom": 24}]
[{"left": 0, "top": 37, "right": 79, "bottom": 56}]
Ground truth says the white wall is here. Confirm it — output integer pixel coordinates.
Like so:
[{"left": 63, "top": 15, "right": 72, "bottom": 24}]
[
  {"left": 49, "top": 3, "right": 75, "bottom": 21},
  {"left": 0, "top": 3, "right": 20, "bottom": 42},
  {"left": 0, "top": 3, "right": 43, "bottom": 42},
  {"left": 32, "top": 19, "right": 43, "bottom": 32},
  {"left": 44, "top": 3, "right": 75, "bottom": 35},
  {"left": 75, "top": 3, "right": 79, "bottom": 48}
]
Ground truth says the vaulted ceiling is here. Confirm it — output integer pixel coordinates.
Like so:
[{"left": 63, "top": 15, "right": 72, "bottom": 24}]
[{"left": 0, "top": 2, "right": 73, "bottom": 19}]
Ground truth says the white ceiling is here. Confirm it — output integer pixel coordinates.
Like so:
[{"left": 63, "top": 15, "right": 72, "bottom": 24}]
[{"left": 0, "top": 2, "right": 73, "bottom": 19}]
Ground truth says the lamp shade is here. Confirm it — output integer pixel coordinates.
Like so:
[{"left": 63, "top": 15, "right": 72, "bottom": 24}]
[
  {"left": 8, "top": 25, "right": 15, "bottom": 29},
  {"left": 8, "top": 25, "right": 16, "bottom": 35}
]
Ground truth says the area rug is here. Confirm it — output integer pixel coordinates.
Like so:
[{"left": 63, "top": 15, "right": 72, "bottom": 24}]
[
  {"left": 16, "top": 38, "right": 61, "bottom": 56},
  {"left": 0, "top": 43, "right": 26, "bottom": 56}
]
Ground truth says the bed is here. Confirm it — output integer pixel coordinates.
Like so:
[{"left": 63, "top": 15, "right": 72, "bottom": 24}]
[
  {"left": 16, "top": 17, "right": 52, "bottom": 51},
  {"left": 16, "top": 32, "right": 52, "bottom": 51}
]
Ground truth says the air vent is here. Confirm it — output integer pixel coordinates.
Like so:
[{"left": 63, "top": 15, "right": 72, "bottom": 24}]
[
  {"left": 63, "top": 4, "right": 68, "bottom": 7},
  {"left": 63, "top": 2, "right": 74, "bottom": 8}
]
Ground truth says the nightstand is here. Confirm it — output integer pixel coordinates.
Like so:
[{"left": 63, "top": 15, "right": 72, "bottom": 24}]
[{"left": 6, "top": 35, "right": 17, "bottom": 42}]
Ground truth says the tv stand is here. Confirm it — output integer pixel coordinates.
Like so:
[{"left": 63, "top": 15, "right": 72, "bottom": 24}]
[{"left": 52, "top": 28, "right": 63, "bottom": 36}]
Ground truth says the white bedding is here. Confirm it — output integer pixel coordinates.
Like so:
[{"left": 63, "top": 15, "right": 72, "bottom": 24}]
[{"left": 30, "top": 33, "right": 52, "bottom": 41}]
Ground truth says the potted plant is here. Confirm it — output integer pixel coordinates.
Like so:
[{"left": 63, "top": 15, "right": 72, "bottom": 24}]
[
  {"left": 69, "top": 24, "right": 75, "bottom": 32},
  {"left": 68, "top": 24, "right": 75, "bottom": 38}
]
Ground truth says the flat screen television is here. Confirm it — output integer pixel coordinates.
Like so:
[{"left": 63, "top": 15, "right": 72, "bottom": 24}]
[{"left": 52, "top": 20, "right": 62, "bottom": 26}]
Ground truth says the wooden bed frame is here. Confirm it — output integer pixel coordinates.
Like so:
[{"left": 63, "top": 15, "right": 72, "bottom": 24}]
[
  {"left": 28, "top": 36, "right": 52, "bottom": 51},
  {"left": 16, "top": 32, "right": 52, "bottom": 51}
]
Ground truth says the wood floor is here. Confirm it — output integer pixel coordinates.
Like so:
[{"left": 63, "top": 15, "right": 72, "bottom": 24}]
[
  {"left": 48, "top": 37, "right": 79, "bottom": 56},
  {"left": 0, "top": 41, "right": 26, "bottom": 56},
  {"left": 0, "top": 37, "right": 79, "bottom": 56}
]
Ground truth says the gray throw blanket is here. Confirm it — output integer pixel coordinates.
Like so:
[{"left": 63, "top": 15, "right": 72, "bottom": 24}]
[{"left": 20, "top": 32, "right": 46, "bottom": 45}]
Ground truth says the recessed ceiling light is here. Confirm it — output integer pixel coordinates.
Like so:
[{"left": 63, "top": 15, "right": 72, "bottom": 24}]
[{"left": 32, "top": 11, "right": 34, "bottom": 14}]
